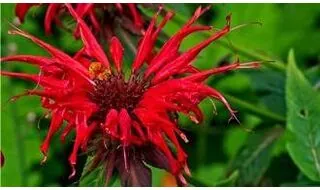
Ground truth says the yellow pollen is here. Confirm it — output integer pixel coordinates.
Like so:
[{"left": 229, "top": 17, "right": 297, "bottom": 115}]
[{"left": 89, "top": 62, "right": 111, "bottom": 80}]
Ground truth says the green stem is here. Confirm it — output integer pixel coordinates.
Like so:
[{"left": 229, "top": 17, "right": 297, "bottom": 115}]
[
  {"left": 216, "top": 40, "right": 287, "bottom": 72},
  {"left": 224, "top": 94, "right": 286, "bottom": 124}
]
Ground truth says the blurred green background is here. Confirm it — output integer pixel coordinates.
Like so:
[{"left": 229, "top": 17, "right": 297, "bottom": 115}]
[{"left": 1, "top": 3, "right": 320, "bottom": 187}]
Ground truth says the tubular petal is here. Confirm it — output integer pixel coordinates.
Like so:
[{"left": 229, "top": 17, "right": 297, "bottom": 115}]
[
  {"left": 65, "top": 4, "right": 111, "bottom": 70},
  {"left": 7, "top": 29, "right": 93, "bottom": 84},
  {"left": 40, "top": 108, "right": 66, "bottom": 156},
  {"left": 110, "top": 37, "right": 124, "bottom": 72},
  {"left": 44, "top": 4, "right": 60, "bottom": 35}
]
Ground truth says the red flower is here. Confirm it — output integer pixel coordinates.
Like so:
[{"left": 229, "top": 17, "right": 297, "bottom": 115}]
[
  {"left": 2, "top": 4, "right": 259, "bottom": 186},
  {"left": 15, "top": 3, "right": 145, "bottom": 39}
]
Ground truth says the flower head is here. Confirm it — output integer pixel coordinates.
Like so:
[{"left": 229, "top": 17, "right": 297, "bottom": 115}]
[
  {"left": 2, "top": 4, "right": 259, "bottom": 186},
  {"left": 15, "top": 3, "right": 146, "bottom": 39}
]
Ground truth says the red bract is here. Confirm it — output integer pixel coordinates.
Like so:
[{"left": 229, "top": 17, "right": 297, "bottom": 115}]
[
  {"left": 2, "top": 4, "right": 259, "bottom": 186},
  {"left": 15, "top": 3, "right": 145, "bottom": 39}
]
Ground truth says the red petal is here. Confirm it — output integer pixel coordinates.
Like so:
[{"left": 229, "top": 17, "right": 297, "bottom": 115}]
[
  {"left": 1, "top": 55, "right": 53, "bottom": 66},
  {"left": 145, "top": 25, "right": 212, "bottom": 77},
  {"left": 119, "top": 109, "right": 131, "bottom": 145},
  {"left": 66, "top": 4, "right": 111, "bottom": 70},
  {"left": 40, "top": 108, "right": 66, "bottom": 157},
  {"left": 152, "top": 16, "right": 231, "bottom": 84},
  {"left": 110, "top": 37, "right": 124, "bottom": 72},
  {"left": 44, "top": 4, "right": 61, "bottom": 35},
  {"left": 68, "top": 113, "right": 90, "bottom": 177},
  {"left": 152, "top": 11, "right": 175, "bottom": 42},
  {"left": 132, "top": 7, "right": 162, "bottom": 72},
  {"left": 8, "top": 29, "right": 93, "bottom": 84},
  {"left": 128, "top": 4, "right": 144, "bottom": 28},
  {"left": 75, "top": 3, "right": 93, "bottom": 17},
  {"left": 184, "top": 61, "right": 260, "bottom": 82},
  {"left": 104, "top": 109, "right": 119, "bottom": 138},
  {"left": 0, "top": 71, "right": 68, "bottom": 88},
  {"left": 89, "top": 11, "right": 101, "bottom": 32}
]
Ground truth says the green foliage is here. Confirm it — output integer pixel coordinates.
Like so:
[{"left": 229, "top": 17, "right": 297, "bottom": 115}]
[
  {"left": 286, "top": 50, "right": 320, "bottom": 182},
  {"left": 79, "top": 156, "right": 108, "bottom": 187},
  {"left": 226, "top": 127, "right": 284, "bottom": 186}
]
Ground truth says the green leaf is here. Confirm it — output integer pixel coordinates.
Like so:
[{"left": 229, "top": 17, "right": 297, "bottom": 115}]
[
  {"left": 79, "top": 156, "right": 107, "bottom": 187},
  {"left": 285, "top": 50, "right": 320, "bottom": 182},
  {"left": 214, "top": 170, "right": 239, "bottom": 187},
  {"left": 187, "top": 169, "right": 239, "bottom": 187},
  {"left": 227, "top": 127, "right": 284, "bottom": 186}
]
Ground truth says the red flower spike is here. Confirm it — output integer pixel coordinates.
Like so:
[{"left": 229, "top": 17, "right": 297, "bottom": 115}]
[
  {"left": 15, "top": 3, "right": 147, "bottom": 40},
  {"left": 1, "top": 5, "right": 259, "bottom": 186}
]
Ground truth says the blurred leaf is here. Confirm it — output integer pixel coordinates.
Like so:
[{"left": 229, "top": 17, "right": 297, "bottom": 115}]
[
  {"left": 249, "top": 69, "right": 286, "bottom": 116},
  {"left": 194, "top": 163, "right": 226, "bottom": 185},
  {"left": 227, "top": 127, "right": 284, "bottom": 186},
  {"left": 214, "top": 170, "right": 239, "bottom": 187},
  {"left": 281, "top": 173, "right": 320, "bottom": 187},
  {"left": 187, "top": 169, "right": 239, "bottom": 187},
  {"left": 1, "top": 77, "right": 43, "bottom": 186},
  {"left": 285, "top": 50, "right": 320, "bottom": 182}
]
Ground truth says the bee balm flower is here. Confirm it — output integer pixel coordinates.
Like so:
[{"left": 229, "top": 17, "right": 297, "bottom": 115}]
[
  {"left": 2, "top": 4, "right": 259, "bottom": 186},
  {"left": 15, "top": 3, "right": 145, "bottom": 39}
]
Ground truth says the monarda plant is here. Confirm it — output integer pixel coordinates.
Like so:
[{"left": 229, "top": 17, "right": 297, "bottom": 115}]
[{"left": 1, "top": 3, "right": 259, "bottom": 187}]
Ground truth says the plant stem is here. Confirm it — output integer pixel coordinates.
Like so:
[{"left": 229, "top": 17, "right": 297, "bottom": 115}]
[
  {"left": 224, "top": 94, "right": 286, "bottom": 124},
  {"left": 216, "top": 39, "right": 287, "bottom": 72}
]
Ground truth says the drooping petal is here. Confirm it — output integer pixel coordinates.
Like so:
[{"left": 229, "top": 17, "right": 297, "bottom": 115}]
[
  {"left": 68, "top": 113, "right": 90, "bottom": 178},
  {"left": 40, "top": 108, "right": 66, "bottom": 157}
]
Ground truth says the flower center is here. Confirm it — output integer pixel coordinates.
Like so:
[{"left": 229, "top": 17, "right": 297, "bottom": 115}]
[{"left": 88, "top": 64, "right": 150, "bottom": 122}]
